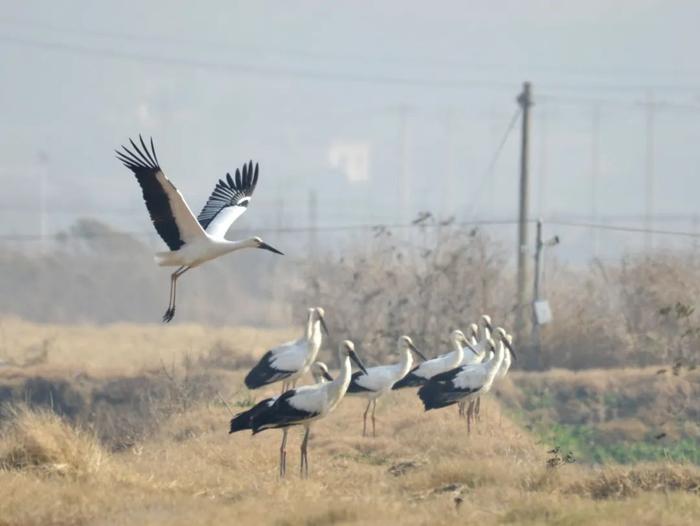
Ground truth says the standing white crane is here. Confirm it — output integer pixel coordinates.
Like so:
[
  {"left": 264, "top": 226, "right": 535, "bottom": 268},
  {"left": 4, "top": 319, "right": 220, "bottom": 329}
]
[
  {"left": 346, "top": 335, "right": 427, "bottom": 437},
  {"left": 457, "top": 323, "right": 482, "bottom": 417},
  {"left": 245, "top": 341, "right": 367, "bottom": 477},
  {"left": 229, "top": 360, "right": 332, "bottom": 477},
  {"left": 116, "top": 135, "right": 283, "bottom": 322},
  {"left": 244, "top": 307, "right": 329, "bottom": 392},
  {"left": 459, "top": 315, "right": 494, "bottom": 418},
  {"left": 418, "top": 328, "right": 516, "bottom": 433},
  {"left": 392, "top": 330, "right": 475, "bottom": 389}
]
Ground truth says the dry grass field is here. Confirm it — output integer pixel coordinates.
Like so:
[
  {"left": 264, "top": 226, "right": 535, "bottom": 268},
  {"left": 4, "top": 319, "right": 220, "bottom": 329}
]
[{"left": 0, "top": 319, "right": 699, "bottom": 525}]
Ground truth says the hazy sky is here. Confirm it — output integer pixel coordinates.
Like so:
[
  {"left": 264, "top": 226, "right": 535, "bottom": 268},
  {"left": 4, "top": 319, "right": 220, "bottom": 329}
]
[{"left": 2, "top": 1, "right": 700, "bottom": 261}]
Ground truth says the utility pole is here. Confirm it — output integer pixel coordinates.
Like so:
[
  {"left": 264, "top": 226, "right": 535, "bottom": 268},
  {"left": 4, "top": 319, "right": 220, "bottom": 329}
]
[
  {"left": 308, "top": 190, "right": 318, "bottom": 259},
  {"left": 591, "top": 105, "right": 600, "bottom": 257},
  {"left": 532, "top": 219, "right": 559, "bottom": 353},
  {"left": 533, "top": 219, "right": 544, "bottom": 353},
  {"left": 515, "top": 82, "right": 532, "bottom": 343},
  {"left": 644, "top": 92, "right": 655, "bottom": 253},
  {"left": 37, "top": 151, "right": 49, "bottom": 253},
  {"left": 398, "top": 105, "right": 411, "bottom": 224}
]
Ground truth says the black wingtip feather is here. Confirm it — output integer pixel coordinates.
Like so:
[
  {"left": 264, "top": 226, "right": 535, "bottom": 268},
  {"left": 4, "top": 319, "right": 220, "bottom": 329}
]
[
  {"left": 417, "top": 381, "right": 456, "bottom": 411},
  {"left": 392, "top": 371, "right": 425, "bottom": 390}
]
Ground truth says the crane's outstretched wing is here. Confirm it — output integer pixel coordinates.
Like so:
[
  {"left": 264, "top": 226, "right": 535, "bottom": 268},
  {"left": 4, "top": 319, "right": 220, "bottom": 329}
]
[
  {"left": 116, "top": 136, "right": 207, "bottom": 250},
  {"left": 197, "top": 161, "right": 259, "bottom": 239}
]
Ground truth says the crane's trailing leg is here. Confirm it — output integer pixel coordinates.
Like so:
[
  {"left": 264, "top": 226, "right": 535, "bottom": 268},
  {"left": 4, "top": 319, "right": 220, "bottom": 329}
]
[
  {"left": 362, "top": 400, "right": 371, "bottom": 437},
  {"left": 466, "top": 401, "right": 474, "bottom": 434},
  {"left": 300, "top": 426, "right": 310, "bottom": 478},
  {"left": 371, "top": 400, "right": 377, "bottom": 438},
  {"left": 458, "top": 401, "right": 465, "bottom": 417},
  {"left": 279, "top": 429, "right": 288, "bottom": 478},
  {"left": 475, "top": 397, "right": 481, "bottom": 422},
  {"left": 163, "top": 265, "right": 189, "bottom": 323}
]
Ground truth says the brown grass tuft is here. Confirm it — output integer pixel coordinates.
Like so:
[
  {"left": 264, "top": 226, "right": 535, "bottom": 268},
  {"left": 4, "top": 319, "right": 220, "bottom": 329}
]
[
  {"left": 568, "top": 464, "right": 700, "bottom": 499},
  {"left": 0, "top": 406, "right": 106, "bottom": 477}
]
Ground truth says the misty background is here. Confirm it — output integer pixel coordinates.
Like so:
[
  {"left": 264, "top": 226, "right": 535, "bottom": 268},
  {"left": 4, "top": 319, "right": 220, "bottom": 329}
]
[{"left": 2, "top": 1, "right": 700, "bottom": 325}]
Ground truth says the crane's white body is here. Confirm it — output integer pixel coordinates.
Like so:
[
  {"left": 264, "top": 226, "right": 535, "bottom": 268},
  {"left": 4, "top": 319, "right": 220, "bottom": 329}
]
[
  {"left": 410, "top": 332, "right": 464, "bottom": 381},
  {"left": 267, "top": 316, "right": 324, "bottom": 385},
  {"left": 450, "top": 339, "right": 506, "bottom": 405},
  {"left": 349, "top": 347, "right": 414, "bottom": 400}
]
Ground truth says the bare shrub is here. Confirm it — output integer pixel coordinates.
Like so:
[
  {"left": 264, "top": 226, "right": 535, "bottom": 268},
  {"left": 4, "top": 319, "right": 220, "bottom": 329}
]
[{"left": 298, "top": 221, "right": 511, "bottom": 364}]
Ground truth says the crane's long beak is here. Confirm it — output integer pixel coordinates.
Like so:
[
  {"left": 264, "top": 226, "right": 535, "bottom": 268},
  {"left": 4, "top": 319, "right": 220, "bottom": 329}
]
[
  {"left": 318, "top": 313, "right": 330, "bottom": 336},
  {"left": 504, "top": 338, "right": 517, "bottom": 362},
  {"left": 258, "top": 241, "right": 284, "bottom": 255},
  {"left": 349, "top": 350, "right": 368, "bottom": 375},
  {"left": 463, "top": 338, "right": 480, "bottom": 356},
  {"left": 408, "top": 341, "right": 428, "bottom": 361}
]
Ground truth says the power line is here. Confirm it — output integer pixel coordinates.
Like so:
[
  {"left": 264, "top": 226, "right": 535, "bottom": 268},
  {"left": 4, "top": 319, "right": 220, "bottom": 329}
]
[
  {"left": 4, "top": 217, "right": 700, "bottom": 244},
  {"left": 547, "top": 220, "right": 700, "bottom": 239},
  {"left": 538, "top": 93, "right": 700, "bottom": 113},
  {"left": 0, "top": 219, "right": 521, "bottom": 243},
  {"left": 0, "top": 33, "right": 516, "bottom": 91},
  {"left": 467, "top": 108, "right": 522, "bottom": 217},
  {"left": 5, "top": 17, "right": 700, "bottom": 86}
]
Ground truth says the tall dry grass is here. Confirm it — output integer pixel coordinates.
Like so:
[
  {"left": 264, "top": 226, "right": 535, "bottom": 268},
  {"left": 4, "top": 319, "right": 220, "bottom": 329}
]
[{"left": 0, "top": 393, "right": 698, "bottom": 525}]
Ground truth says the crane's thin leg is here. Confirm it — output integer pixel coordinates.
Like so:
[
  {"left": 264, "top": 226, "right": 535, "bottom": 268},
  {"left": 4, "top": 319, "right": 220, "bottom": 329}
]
[
  {"left": 475, "top": 397, "right": 481, "bottom": 422},
  {"left": 465, "top": 400, "right": 474, "bottom": 421},
  {"left": 458, "top": 401, "right": 465, "bottom": 417},
  {"left": 163, "top": 266, "right": 189, "bottom": 323},
  {"left": 466, "top": 401, "right": 474, "bottom": 434},
  {"left": 281, "top": 381, "right": 288, "bottom": 394},
  {"left": 371, "top": 400, "right": 377, "bottom": 438},
  {"left": 362, "top": 400, "right": 371, "bottom": 437},
  {"left": 279, "top": 428, "right": 288, "bottom": 478},
  {"left": 300, "top": 426, "right": 310, "bottom": 478}
]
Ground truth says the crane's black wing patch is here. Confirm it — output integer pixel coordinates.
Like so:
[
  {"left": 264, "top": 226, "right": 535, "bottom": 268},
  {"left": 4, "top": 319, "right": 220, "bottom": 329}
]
[
  {"left": 251, "top": 389, "right": 319, "bottom": 433},
  {"left": 347, "top": 371, "right": 374, "bottom": 393},
  {"left": 244, "top": 350, "right": 296, "bottom": 389},
  {"left": 116, "top": 136, "right": 184, "bottom": 251}
]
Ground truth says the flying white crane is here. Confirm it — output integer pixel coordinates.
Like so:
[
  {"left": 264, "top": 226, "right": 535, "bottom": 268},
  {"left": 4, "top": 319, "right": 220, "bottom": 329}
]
[
  {"left": 229, "top": 360, "right": 332, "bottom": 477},
  {"left": 346, "top": 335, "right": 427, "bottom": 437},
  {"left": 116, "top": 135, "right": 283, "bottom": 322},
  {"left": 418, "top": 328, "right": 516, "bottom": 433},
  {"left": 244, "top": 307, "right": 329, "bottom": 392},
  {"left": 392, "top": 330, "right": 475, "bottom": 389},
  {"left": 244, "top": 341, "right": 367, "bottom": 477}
]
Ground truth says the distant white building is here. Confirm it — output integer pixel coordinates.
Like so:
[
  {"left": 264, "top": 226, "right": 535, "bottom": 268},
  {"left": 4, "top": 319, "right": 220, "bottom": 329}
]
[{"left": 328, "top": 141, "right": 370, "bottom": 183}]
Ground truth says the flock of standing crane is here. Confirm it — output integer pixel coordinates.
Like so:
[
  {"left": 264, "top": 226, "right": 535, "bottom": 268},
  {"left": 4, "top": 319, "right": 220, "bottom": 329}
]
[
  {"left": 116, "top": 136, "right": 516, "bottom": 477},
  {"left": 229, "top": 308, "right": 515, "bottom": 477}
]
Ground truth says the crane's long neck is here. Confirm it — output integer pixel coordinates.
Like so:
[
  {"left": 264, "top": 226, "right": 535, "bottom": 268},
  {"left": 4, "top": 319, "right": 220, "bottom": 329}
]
[
  {"left": 304, "top": 312, "right": 314, "bottom": 340},
  {"left": 484, "top": 341, "right": 505, "bottom": 385},
  {"left": 396, "top": 348, "right": 414, "bottom": 380},
  {"left": 304, "top": 315, "right": 322, "bottom": 366},
  {"left": 218, "top": 238, "right": 258, "bottom": 255},
  {"left": 326, "top": 355, "right": 353, "bottom": 412},
  {"left": 449, "top": 336, "right": 464, "bottom": 367},
  {"left": 481, "top": 324, "right": 491, "bottom": 343}
]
